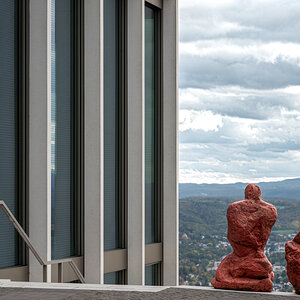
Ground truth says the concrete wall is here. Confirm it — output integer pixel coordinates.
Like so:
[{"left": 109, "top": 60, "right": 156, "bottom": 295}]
[
  {"left": 127, "top": 0, "right": 145, "bottom": 285},
  {"left": 162, "top": 0, "right": 178, "bottom": 286},
  {"left": 84, "top": 0, "right": 104, "bottom": 284}
]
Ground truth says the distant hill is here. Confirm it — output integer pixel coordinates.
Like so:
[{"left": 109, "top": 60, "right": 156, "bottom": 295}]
[{"left": 179, "top": 178, "right": 300, "bottom": 200}]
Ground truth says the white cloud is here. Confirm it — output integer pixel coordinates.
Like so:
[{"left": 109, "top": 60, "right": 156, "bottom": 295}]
[
  {"left": 180, "top": 110, "right": 223, "bottom": 132},
  {"left": 179, "top": 0, "right": 300, "bottom": 43},
  {"left": 179, "top": 86, "right": 300, "bottom": 120},
  {"left": 179, "top": 142, "right": 300, "bottom": 184},
  {"left": 179, "top": 0, "right": 300, "bottom": 184},
  {"left": 180, "top": 108, "right": 300, "bottom": 146},
  {"left": 179, "top": 0, "right": 235, "bottom": 9},
  {"left": 179, "top": 168, "right": 297, "bottom": 184},
  {"left": 180, "top": 40, "right": 300, "bottom": 66}
]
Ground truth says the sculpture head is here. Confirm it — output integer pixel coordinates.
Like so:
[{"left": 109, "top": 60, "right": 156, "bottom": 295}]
[{"left": 245, "top": 184, "right": 261, "bottom": 202}]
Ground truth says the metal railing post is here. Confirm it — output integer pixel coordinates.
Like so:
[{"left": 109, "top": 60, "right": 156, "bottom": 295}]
[
  {"left": 43, "top": 265, "right": 48, "bottom": 282},
  {"left": 0, "top": 200, "right": 85, "bottom": 284}
]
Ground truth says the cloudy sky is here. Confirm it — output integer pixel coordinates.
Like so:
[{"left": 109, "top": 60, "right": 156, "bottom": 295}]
[{"left": 179, "top": 0, "right": 300, "bottom": 184}]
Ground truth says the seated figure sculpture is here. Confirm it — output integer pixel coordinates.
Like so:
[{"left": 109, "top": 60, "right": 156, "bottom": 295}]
[
  {"left": 211, "top": 184, "right": 277, "bottom": 292},
  {"left": 285, "top": 231, "right": 300, "bottom": 294}
]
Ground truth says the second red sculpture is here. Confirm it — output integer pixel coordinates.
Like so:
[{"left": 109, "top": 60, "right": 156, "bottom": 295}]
[
  {"left": 285, "top": 231, "right": 300, "bottom": 294},
  {"left": 211, "top": 184, "right": 277, "bottom": 292}
]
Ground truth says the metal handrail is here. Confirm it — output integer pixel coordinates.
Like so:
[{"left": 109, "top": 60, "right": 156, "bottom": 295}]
[{"left": 0, "top": 200, "right": 86, "bottom": 283}]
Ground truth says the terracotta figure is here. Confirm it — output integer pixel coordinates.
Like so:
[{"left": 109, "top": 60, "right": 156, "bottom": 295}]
[
  {"left": 285, "top": 231, "right": 300, "bottom": 294},
  {"left": 212, "top": 184, "right": 277, "bottom": 292}
]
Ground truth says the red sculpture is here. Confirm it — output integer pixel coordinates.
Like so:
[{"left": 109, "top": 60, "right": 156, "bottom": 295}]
[
  {"left": 211, "top": 184, "right": 277, "bottom": 292},
  {"left": 285, "top": 231, "right": 300, "bottom": 294}
]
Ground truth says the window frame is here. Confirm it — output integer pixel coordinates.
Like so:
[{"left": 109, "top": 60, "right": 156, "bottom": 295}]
[
  {"left": 17, "top": 0, "right": 29, "bottom": 268},
  {"left": 103, "top": 0, "right": 127, "bottom": 283},
  {"left": 72, "top": 0, "right": 85, "bottom": 260},
  {"left": 144, "top": 1, "right": 162, "bottom": 245},
  {"left": 145, "top": 0, "right": 162, "bottom": 9},
  {"left": 49, "top": 0, "right": 85, "bottom": 281},
  {"left": 144, "top": 0, "right": 163, "bottom": 285}
]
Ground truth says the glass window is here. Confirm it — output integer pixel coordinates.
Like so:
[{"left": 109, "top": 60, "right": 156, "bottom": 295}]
[
  {"left": 104, "top": 271, "right": 124, "bottom": 284},
  {"left": 0, "top": 0, "right": 23, "bottom": 269},
  {"left": 145, "top": 4, "right": 161, "bottom": 244},
  {"left": 104, "top": 0, "right": 124, "bottom": 252},
  {"left": 145, "top": 264, "right": 160, "bottom": 286},
  {"left": 51, "top": 0, "right": 79, "bottom": 259}
]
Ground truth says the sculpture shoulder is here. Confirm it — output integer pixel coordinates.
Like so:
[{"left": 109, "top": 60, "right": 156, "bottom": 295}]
[
  {"left": 227, "top": 200, "right": 244, "bottom": 214},
  {"left": 227, "top": 199, "right": 277, "bottom": 217},
  {"left": 260, "top": 200, "right": 277, "bottom": 217},
  {"left": 227, "top": 200, "right": 249, "bottom": 209}
]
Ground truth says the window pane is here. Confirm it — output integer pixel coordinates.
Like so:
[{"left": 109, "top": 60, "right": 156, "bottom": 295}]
[
  {"left": 104, "top": 271, "right": 124, "bottom": 284},
  {"left": 0, "top": 0, "right": 19, "bottom": 268},
  {"left": 145, "top": 264, "right": 160, "bottom": 286},
  {"left": 51, "top": 0, "right": 76, "bottom": 259},
  {"left": 145, "top": 5, "right": 160, "bottom": 244},
  {"left": 104, "top": 0, "right": 122, "bottom": 251}
]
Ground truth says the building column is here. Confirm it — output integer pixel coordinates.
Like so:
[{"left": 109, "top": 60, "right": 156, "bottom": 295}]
[
  {"left": 127, "top": 0, "right": 145, "bottom": 285},
  {"left": 28, "top": 0, "right": 51, "bottom": 282},
  {"left": 84, "top": 0, "right": 105, "bottom": 284},
  {"left": 162, "top": 0, "right": 179, "bottom": 286}
]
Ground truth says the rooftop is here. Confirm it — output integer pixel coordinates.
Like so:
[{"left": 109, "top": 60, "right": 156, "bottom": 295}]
[{"left": 0, "top": 281, "right": 299, "bottom": 300}]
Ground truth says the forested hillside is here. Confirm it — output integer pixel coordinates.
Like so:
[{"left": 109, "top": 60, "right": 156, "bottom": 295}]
[{"left": 179, "top": 196, "right": 300, "bottom": 292}]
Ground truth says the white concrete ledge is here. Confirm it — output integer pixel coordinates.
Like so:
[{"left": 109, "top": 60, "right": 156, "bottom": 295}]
[
  {"left": 0, "top": 281, "right": 167, "bottom": 293},
  {"left": 176, "top": 286, "right": 298, "bottom": 297},
  {"left": 0, "top": 281, "right": 298, "bottom": 297}
]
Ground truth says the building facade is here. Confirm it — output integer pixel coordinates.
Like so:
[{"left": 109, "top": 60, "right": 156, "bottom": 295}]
[{"left": 0, "top": 0, "right": 178, "bottom": 285}]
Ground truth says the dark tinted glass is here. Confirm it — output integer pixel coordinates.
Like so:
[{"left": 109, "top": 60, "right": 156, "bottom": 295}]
[
  {"left": 51, "top": 0, "right": 76, "bottom": 259},
  {"left": 145, "top": 264, "right": 160, "bottom": 285},
  {"left": 104, "top": 271, "right": 123, "bottom": 284},
  {"left": 104, "top": 0, "right": 122, "bottom": 251},
  {"left": 145, "top": 5, "right": 160, "bottom": 244},
  {"left": 0, "top": 0, "right": 20, "bottom": 268}
]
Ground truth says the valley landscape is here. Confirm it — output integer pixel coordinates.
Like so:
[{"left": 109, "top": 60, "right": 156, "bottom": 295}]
[{"left": 179, "top": 178, "right": 300, "bottom": 292}]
